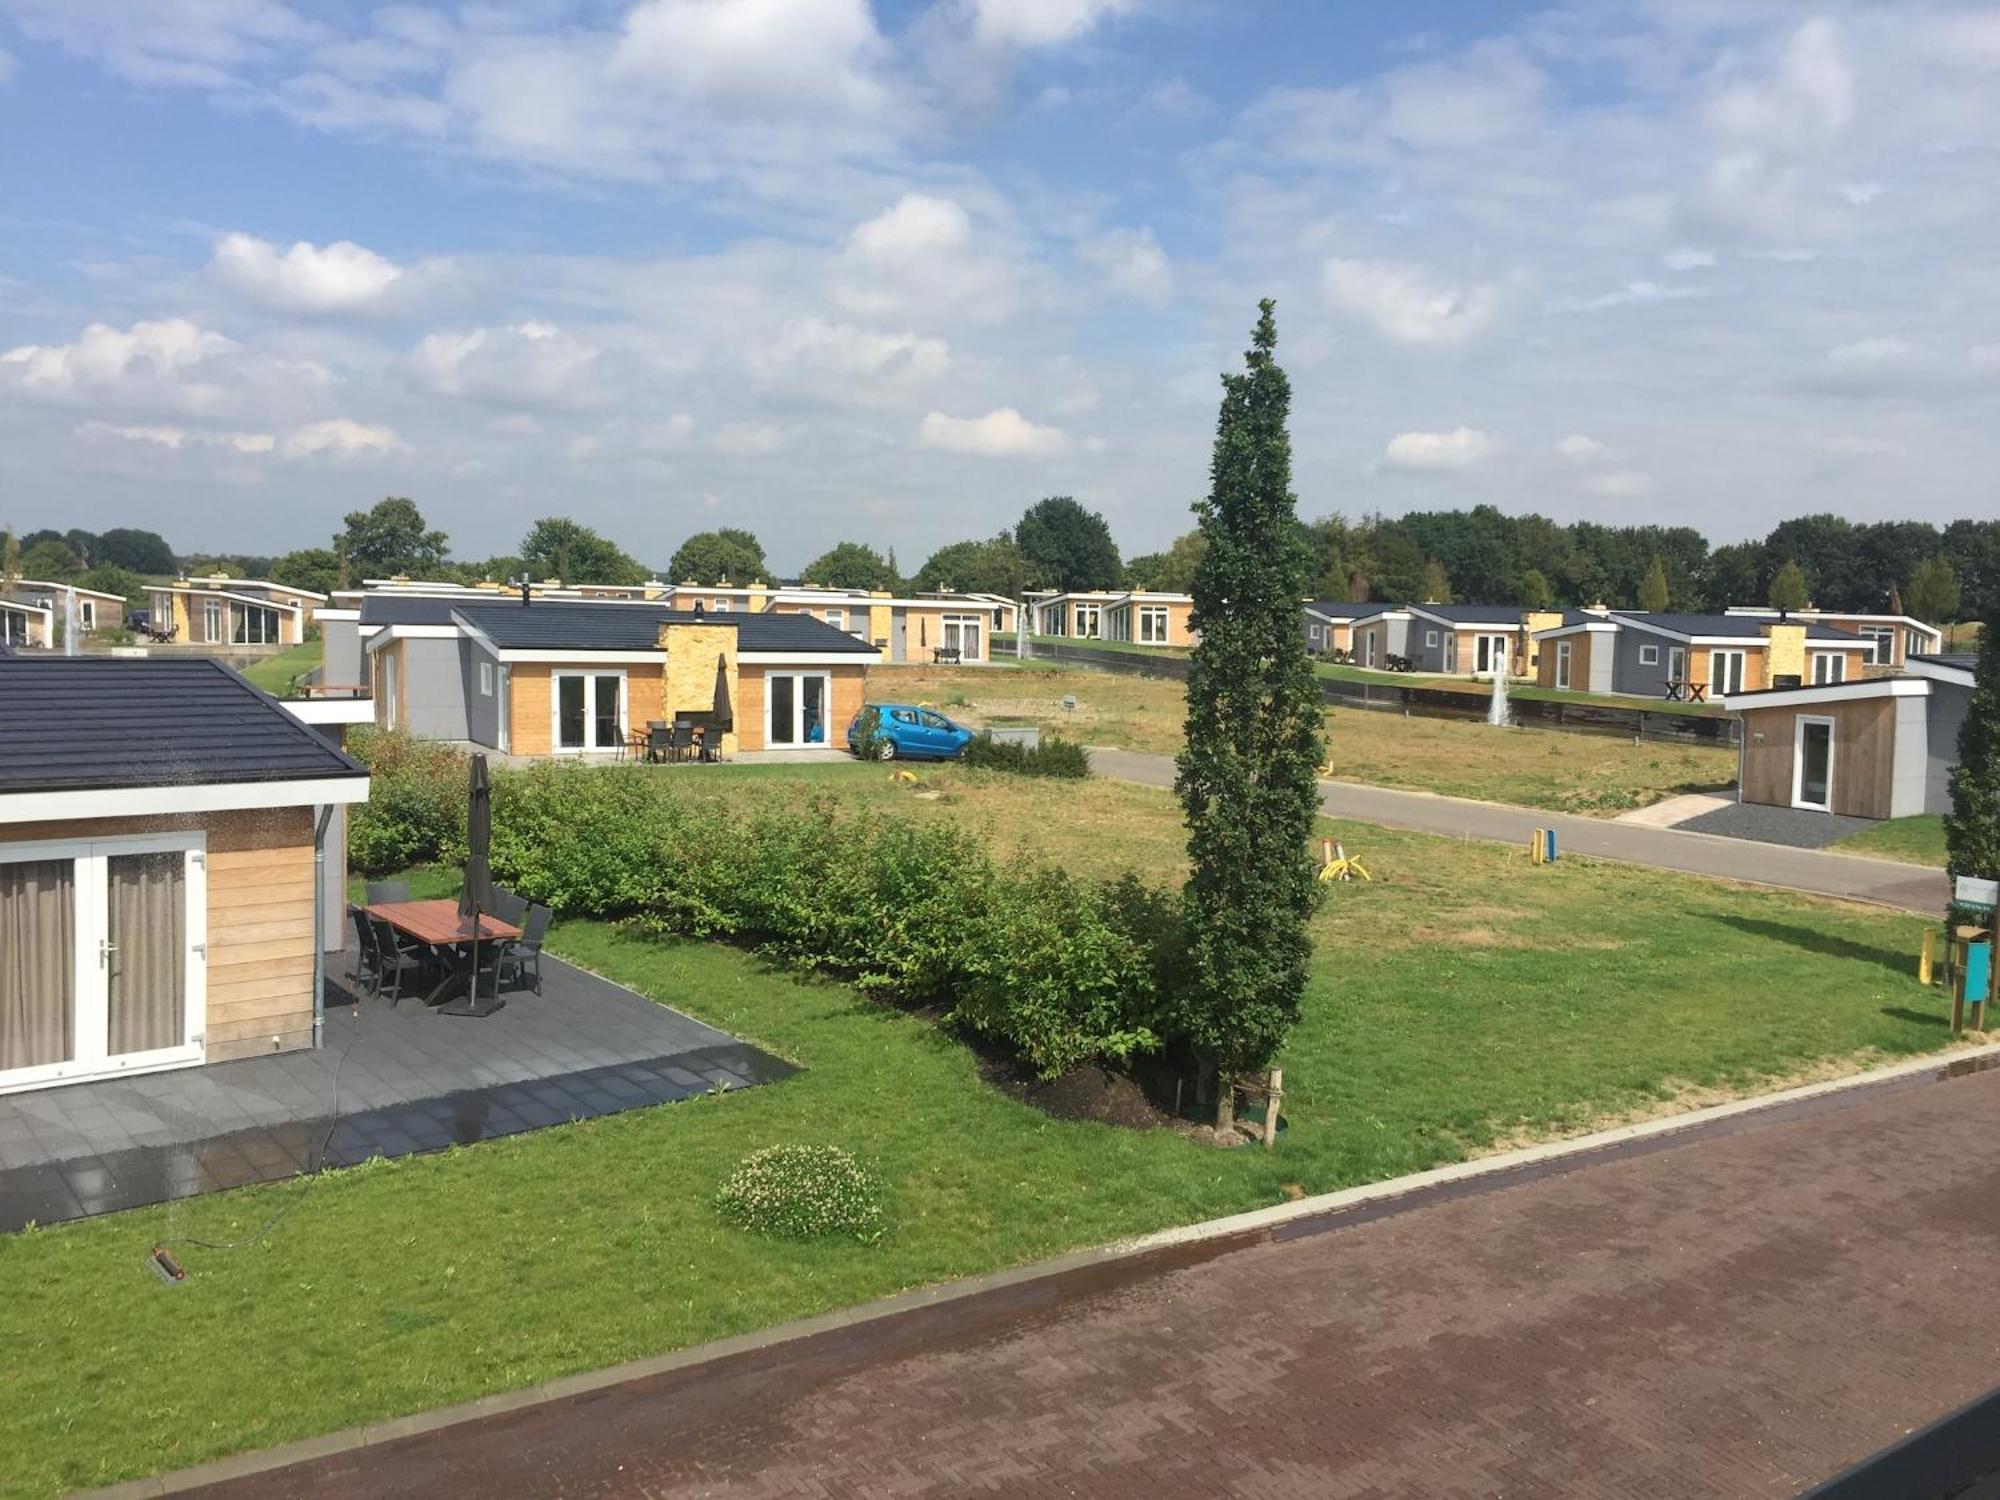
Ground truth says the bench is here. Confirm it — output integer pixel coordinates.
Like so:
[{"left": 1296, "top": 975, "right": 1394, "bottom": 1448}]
[{"left": 932, "top": 646, "right": 962, "bottom": 665}]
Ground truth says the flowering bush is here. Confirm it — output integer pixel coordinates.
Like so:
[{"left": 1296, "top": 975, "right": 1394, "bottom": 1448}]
[{"left": 715, "top": 1145, "right": 885, "bottom": 1243}]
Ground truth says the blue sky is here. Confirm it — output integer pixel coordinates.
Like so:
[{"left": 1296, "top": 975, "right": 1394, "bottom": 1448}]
[{"left": 3, "top": 1, "right": 1999, "bottom": 572}]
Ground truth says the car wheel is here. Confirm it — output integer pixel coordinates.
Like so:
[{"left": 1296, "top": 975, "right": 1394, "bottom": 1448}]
[{"left": 875, "top": 738, "right": 896, "bottom": 760}]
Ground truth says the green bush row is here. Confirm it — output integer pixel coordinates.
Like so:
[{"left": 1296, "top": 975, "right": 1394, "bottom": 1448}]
[
  {"left": 348, "top": 734, "right": 1177, "bottom": 1077},
  {"left": 960, "top": 732, "right": 1091, "bottom": 779}
]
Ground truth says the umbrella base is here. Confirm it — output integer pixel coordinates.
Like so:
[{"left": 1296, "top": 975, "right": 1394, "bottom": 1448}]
[{"left": 437, "top": 990, "right": 505, "bottom": 1018}]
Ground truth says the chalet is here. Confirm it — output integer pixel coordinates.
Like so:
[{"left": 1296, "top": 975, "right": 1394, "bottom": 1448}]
[
  {"left": 1720, "top": 654, "right": 1974, "bottom": 819},
  {"left": 1531, "top": 611, "right": 1870, "bottom": 699},
  {"left": 146, "top": 576, "right": 326, "bottom": 647},
  {"left": 1027, "top": 590, "right": 1197, "bottom": 646},
  {"left": 1722, "top": 608, "right": 1944, "bottom": 671},
  {"left": 1301, "top": 601, "right": 1376, "bottom": 657}
]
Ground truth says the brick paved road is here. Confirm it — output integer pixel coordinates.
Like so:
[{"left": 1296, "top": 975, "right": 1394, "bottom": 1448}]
[{"left": 193, "top": 1065, "right": 2000, "bottom": 1499}]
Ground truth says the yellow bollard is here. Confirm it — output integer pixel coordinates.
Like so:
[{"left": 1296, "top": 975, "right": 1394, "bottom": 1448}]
[{"left": 1920, "top": 927, "right": 1935, "bottom": 987}]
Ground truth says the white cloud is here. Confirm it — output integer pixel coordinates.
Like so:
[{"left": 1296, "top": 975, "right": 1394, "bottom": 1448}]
[
  {"left": 1323, "top": 258, "right": 1505, "bottom": 346},
  {"left": 918, "top": 407, "right": 1066, "bottom": 456},
  {"left": 712, "top": 420, "right": 790, "bottom": 455},
  {"left": 756, "top": 318, "right": 951, "bottom": 401},
  {"left": 1836, "top": 180, "right": 1883, "bottom": 207},
  {"left": 1662, "top": 247, "right": 1716, "bottom": 272},
  {"left": 279, "top": 417, "right": 405, "bottom": 458},
  {"left": 972, "top": 0, "right": 1139, "bottom": 50},
  {"left": 1, "top": 318, "right": 235, "bottom": 394},
  {"left": 1582, "top": 470, "right": 1653, "bottom": 499},
  {"left": 1381, "top": 428, "right": 1498, "bottom": 471},
  {"left": 1080, "top": 227, "right": 1171, "bottom": 306},
  {"left": 76, "top": 421, "right": 274, "bottom": 454},
  {"left": 846, "top": 193, "right": 972, "bottom": 263},
  {"left": 1705, "top": 18, "right": 1856, "bottom": 154},
  {"left": 1554, "top": 434, "right": 1606, "bottom": 464},
  {"left": 837, "top": 194, "right": 1020, "bottom": 324},
  {"left": 612, "top": 0, "right": 890, "bottom": 117},
  {"left": 1547, "top": 280, "right": 1714, "bottom": 314},
  {"left": 208, "top": 232, "right": 407, "bottom": 314},
  {"left": 409, "top": 321, "right": 621, "bottom": 410}
]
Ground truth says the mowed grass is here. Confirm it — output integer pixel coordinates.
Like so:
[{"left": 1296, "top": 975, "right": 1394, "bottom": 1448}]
[
  {"left": 1836, "top": 814, "right": 1948, "bottom": 867},
  {"left": 0, "top": 766, "right": 1954, "bottom": 1498},
  {"left": 237, "top": 641, "right": 322, "bottom": 695},
  {"left": 877, "top": 663, "right": 1738, "bottom": 814}
]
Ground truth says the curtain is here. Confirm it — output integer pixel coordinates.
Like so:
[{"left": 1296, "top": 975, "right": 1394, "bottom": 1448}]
[
  {"left": 0, "top": 860, "right": 75, "bottom": 1072},
  {"left": 108, "top": 852, "right": 185, "bottom": 1056}
]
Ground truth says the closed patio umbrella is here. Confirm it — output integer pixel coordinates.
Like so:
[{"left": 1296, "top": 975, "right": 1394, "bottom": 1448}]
[
  {"left": 711, "top": 654, "right": 734, "bottom": 733},
  {"left": 441, "top": 754, "right": 503, "bottom": 1016}
]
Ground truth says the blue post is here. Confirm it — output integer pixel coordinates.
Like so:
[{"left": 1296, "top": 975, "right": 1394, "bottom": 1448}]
[{"left": 1543, "top": 828, "right": 1558, "bottom": 864}]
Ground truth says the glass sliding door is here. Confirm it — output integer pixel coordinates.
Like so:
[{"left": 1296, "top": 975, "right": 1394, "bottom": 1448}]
[
  {"left": 1794, "top": 716, "right": 1834, "bottom": 811},
  {"left": 1709, "top": 649, "right": 1747, "bottom": 696},
  {"left": 593, "top": 675, "right": 622, "bottom": 749},
  {"left": 552, "top": 671, "right": 626, "bottom": 752},
  {"left": 1, "top": 838, "right": 204, "bottom": 1094},
  {"left": 557, "top": 673, "right": 587, "bottom": 749},
  {"left": 764, "top": 672, "right": 832, "bottom": 747}
]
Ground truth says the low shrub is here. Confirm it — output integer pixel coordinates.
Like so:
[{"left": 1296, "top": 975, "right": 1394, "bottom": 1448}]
[
  {"left": 716, "top": 1144, "right": 885, "bottom": 1242},
  {"left": 962, "top": 732, "right": 1091, "bottom": 779},
  {"left": 346, "top": 729, "right": 469, "bottom": 874}
]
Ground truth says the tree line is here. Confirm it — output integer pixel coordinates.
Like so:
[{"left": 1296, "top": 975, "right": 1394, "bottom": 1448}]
[{"left": 9, "top": 498, "right": 1997, "bottom": 625}]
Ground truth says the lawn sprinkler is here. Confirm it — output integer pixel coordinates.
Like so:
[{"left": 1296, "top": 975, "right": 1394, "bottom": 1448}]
[
  {"left": 889, "top": 767, "right": 919, "bottom": 786},
  {"left": 1316, "top": 836, "right": 1372, "bottom": 883}
]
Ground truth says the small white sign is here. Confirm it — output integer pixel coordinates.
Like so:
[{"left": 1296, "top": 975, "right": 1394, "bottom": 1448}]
[{"left": 1958, "top": 876, "right": 2000, "bottom": 910}]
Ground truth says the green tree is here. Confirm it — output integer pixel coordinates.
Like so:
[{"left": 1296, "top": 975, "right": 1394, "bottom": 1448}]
[
  {"left": 519, "top": 517, "right": 646, "bottom": 585},
  {"left": 1906, "top": 555, "right": 1962, "bottom": 625},
  {"left": 911, "top": 535, "right": 1031, "bottom": 597},
  {"left": 1175, "top": 301, "right": 1323, "bottom": 1131},
  {"left": 800, "top": 541, "right": 901, "bottom": 592},
  {"left": 668, "top": 528, "right": 767, "bottom": 585},
  {"left": 1700, "top": 541, "right": 1762, "bottom": 611},
  {"left": 77, "top": 563, "right": 147, "bottom": 613},
  {"left": 94, "top": 527, "right": 175, "bottom": 574},
  {"left": 338, "top": 497, "right": 448, "bottom": 577},
  {"left": 18, "top": 538, "right": 82, "bottom": 581},
  {"left": 62, "top": 529, "right": 98, "bottom": 567},
  {"left": 1638, "top": 555, "right": 1670, "bottom": 613},
  {"left": 1519, "top": 567, "right": 1554, "bottom": 610},
  {"left": 1124, "top": 530, "right": 1206, "bottom": 593},
  {"left": 1015, "top": 496, "right": 1121, "bottom": 591},
  {"left": 270, "top": 547, "right": 342, "bottom": 596},
  {"left": 1768, "top": 558, "right": 1809, "bottom": 614},
  {"left": 1945, "top": 599, "right": 2000, "bottom": 894},
  {"left": 1419, "top": 557, "right": 1452, "bottom": 603}
]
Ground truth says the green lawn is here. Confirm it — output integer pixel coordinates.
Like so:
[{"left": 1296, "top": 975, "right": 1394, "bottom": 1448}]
[
  {"left": 0, "top": 767, "right": 1955, "bottom": 1498},
  {"left": 237, "top": 641, "right": 322, "bottom": 696},
  {"left": 1835, "top": 814, "right": 1948, "bottom": 867}
]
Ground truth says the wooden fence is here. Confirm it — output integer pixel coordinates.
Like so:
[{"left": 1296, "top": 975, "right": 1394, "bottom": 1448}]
[{"left": 993, "top": 637, "right": 1739, "bottom": 748}]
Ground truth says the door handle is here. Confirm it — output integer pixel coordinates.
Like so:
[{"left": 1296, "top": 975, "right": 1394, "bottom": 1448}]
[{"left": 99, "top": 939, "right": 120, "bottom": 967}]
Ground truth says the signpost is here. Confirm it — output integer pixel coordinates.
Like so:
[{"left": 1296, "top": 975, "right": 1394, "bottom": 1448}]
[{"left": 1950, "top": 878, "right": 1997, "bottom": 1035}]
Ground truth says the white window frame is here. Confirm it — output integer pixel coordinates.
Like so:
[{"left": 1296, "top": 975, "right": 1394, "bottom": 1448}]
[
  {"left": 1792, "top": 714, "right": 1836, "bottom": 812},
  {"left": 79, "top": 599, "right": 96, "bottom": 629},
  {"left": 1810, "top": 651, "right": 1846, "bottom": 685},
  {"left": 1667, "top": 645, "right": 1687, "bottom": 682},
  {"left": 1138, "top": 605, "right": 1170, "bottom": 644},
  {"left": 1364, "top": 629, "right": 1379, "bottom": 668},
  {"left": 0, "top": 832, "right": 207, "bottom": 1095},
  {"left": 1474, "top": 633, "right": 1510, "bottom": 676},
  {"left": 941, "top": 614, "right": 984, "bottom": 661},
  {"left": 1860, "top": 626, "right": 1894, "bottom": 666},
  {"left": 204, "top": 598, "right": 224, "bottom": 643},
  {"left": 478, "top": 661, "right": 494, "bottom": 696},
  {"left": 1555, "top": 639, "right": 1573, "bottom": 690},
  {"left": 1709, "top": 649, "right": 1748, "bottom": 697},
  {"left": 550, "top": 670, "right": 628, "bottom": 753},
  {"left": 763, "top": 670, "right": 835, "bottom": 749},
  {"left": 1073, "top": 604, "right": 1101, "bottom": 638},
  {"left": 379, "top": 650, "right": 399, "bottom": 731},
  {"left": 713, "top": 599, "right": 732, "bottom": 613},
  {"left": 1905, "top": 628, "right": 1926, "bottom": 659},
  {"left": 823, "top": 609, "right": 845, "bottom": 632},
  {"left": 1638, "top": 643, "right": 1660, "bottom": 666},
  {"left": 1424, "top": 629, "right": 1440, "bottom": 648}
]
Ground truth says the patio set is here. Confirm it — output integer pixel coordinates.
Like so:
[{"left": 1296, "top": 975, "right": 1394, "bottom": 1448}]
[
  {"left": 349, "top": 878, "right": 551, "bottom": 1010},
  {"left": 631, "top": 716, "right": 726, "bottom": 763}
]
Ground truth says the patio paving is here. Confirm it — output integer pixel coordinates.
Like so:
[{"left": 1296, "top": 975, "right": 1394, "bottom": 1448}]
[
  {"left": 0, "top": 951, "right": 793, "bottom": 1232},
  {"left": 1675, "top": 799, "right": 1877, "bottom": 849}
]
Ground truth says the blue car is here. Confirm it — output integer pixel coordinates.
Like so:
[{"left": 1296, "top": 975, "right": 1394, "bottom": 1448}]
[{"left": 847, "top": 703, "right": 975, "bottom": 761}]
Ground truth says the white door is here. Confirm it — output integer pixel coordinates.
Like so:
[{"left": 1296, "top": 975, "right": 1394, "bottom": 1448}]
[
  {"left": 765, "top": 672, "right": 832, "bottom": 747},
  {"left": 380, "top": 651, "right": 398, "bottom": 730},
  {"left": 1555, "top": 640, "right": 1572, "bottom": 690},
  {"left": 1709, "top": 650, "right": 1747, "bottom": 696},
  {"left": 1667, "top": 645, "right": 1687, "bottom": 683},
  {"left": 0, "top": 835, "right": 206, "bottom": 1094},
  {"left": 1793, "top": 716, "right": 1835, "bottom": 811},
  {"left": 553, "top": 672, "right": 627, "bottom": 752}
]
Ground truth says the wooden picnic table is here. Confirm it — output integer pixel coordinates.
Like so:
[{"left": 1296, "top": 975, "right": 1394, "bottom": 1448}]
[{"left": 366, "top": 899, "right": 520, "bottom": 947}]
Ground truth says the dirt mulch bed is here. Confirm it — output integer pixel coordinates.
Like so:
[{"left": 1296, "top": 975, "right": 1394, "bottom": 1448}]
[{"left": 977, "top": 1056, "right": 1252, "bottom": 1145}]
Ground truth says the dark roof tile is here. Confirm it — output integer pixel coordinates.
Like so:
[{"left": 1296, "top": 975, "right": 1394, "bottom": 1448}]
[{"left": 452, "top": 601, "right": 876, "bottom": 654}]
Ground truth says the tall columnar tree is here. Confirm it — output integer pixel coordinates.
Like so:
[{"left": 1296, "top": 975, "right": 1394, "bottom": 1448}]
[
  {"left": 1768, "top": 558, "right": 1809, "bottom": 614},
  {"left": 1419, "top": 557, "right": 1452, "bottom": 604},
  {"left": 1518, "top": 567, "right": 1554, "bottom": 610},
  {"left": 1175, "top": 300, "right": 1323, "bottom": 1131},
  {"left": 1638, "top": 554, "right": 1670, "bottom": 613},
  {"left": 1946, "top": 601, "right": 2000, "bottom": 893},
  {"left": 1907, "top": 555, "right": 1961, "bottom": 626}
]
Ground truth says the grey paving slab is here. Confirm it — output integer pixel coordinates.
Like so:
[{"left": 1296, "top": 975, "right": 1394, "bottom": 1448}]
[
  {"left": 1674, "top": 801, "right": 1877, "bottom": 849},
  {"left": 0, "top": 951, "right": 792, "bottom": 1232}
]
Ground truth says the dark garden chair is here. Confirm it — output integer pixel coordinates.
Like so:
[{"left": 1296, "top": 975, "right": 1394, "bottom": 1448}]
[
  {"left": 365, "top": 913, "right": 427, "bottom": 1004},
  {"left": 669, "top": 722, "right": 697, "bottom": 763},
  {"left": 487, "top": 886, "right": 530, "bottom": 926},
  {"left": 348, "top": 905, "right": 381, "bottom": 992},
  {"left": 366, "top": 879, "right": 411, "bottom": 905},
  {"left": 499, "top": 904, "right": 552, "bottom": 995},
  {"left": 647, "top": 725, "right": 674, "bottom": 763}
]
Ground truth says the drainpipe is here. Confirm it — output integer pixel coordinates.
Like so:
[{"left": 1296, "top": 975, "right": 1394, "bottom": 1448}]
[{"left": 311, "top": 803, "right": 334, "bottom": 1048}]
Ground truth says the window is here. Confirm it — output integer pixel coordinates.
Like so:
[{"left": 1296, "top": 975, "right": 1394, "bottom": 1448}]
[
  {"left": 0, "top": 835, "right": 205, "bottom": 1092},
  {"left": 1906, "top": 628, "right": 1927, "bottom": 659},
  {"left": 713, "top": 599, "right": 732, "bottom": 612},
  {"left": 1138, "top": 606, "right": 1170, "bottom": 644},
  {"left": 1638, "top": 643, "right": 1660, "bottom": 666},
  {"left": 478, "top": 661, "right": 494, "bottom": 696},
  {"left": 1474, "top": 633, "right": 1510, "bottom": 676},
  {"left": 1860, "top": 626, "right": 1894, "bottom": 666},
  {"left": 1668, "top": 645, "right": 1687, "bottom": 681},
  {"left": 1810, "top": 652, "right": 1846, "bottom": 684},
  {"left": 1555, "top": 640, "right": 1572, "bottom": 690},
  {"left": 824, "top": 609, "right": 845, "bottom": 632},
  {"left": 231, "top": 604, "right": 280, "bottom": 644},
  {"left": 1363, "top": 630, "right": 1379, "bottom": 668},
  {"left": 79, "top": 600, "right": 95, "bottom": 629},
  {"left": 942, "top": 615, "right": 983, "bottom": 660},
  {"left": 765, "top": 672, "right": 832, "bottom": 747},
  {"left": 1424, "top": 629, "right": 1440, "bottom": 648},
  {"left": 1709, "top": 649, "right": 1748, "bottom": 696},
  {"left": 204, "top": 599, "right": 224, "bottom": 643},
  {"left": 552, "top": 671, "right": 626, "bottom": 752},
  {"left": 1310, "top": 624, "right": 1324, "bottom": 648},
  {"left": 1794, "top": 715, "right": 1835, "bottom": 811},
  {"left": 1073, "top": 604, "right": 1101, "bottom": 638},
  {"left": 0, "top": 610, "right": 25, "bottom": 646}
]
